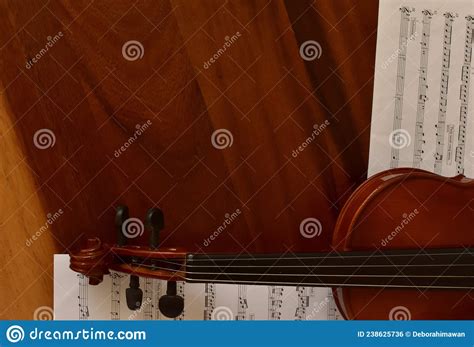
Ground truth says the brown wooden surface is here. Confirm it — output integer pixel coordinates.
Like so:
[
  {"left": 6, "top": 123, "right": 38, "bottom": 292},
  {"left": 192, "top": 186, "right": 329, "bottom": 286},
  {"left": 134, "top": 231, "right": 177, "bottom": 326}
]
[{"left": 0, "top": 0, "right": 377, "bottom": 318}]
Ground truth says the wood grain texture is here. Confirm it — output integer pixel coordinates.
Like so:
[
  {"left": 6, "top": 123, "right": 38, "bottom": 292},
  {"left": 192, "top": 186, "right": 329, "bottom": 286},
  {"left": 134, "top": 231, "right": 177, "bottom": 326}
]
[{"left": 0, "top": 0, "right": 377, "bottom": 318}]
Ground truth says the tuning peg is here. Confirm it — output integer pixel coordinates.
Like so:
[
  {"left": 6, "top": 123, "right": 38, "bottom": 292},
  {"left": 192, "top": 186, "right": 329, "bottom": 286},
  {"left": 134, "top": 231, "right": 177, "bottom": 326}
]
[
  {"left": 145, "top": 208, "right": 164, "bottom": 249},
  {"left": 159, "top": 281, "right": 184, "bottom": 318},
  {"left": 126, "top": 275, "right": 143, "bottom": 310},
  {"left": 115, "top": 205, "right": 129, "bottom": 247}
]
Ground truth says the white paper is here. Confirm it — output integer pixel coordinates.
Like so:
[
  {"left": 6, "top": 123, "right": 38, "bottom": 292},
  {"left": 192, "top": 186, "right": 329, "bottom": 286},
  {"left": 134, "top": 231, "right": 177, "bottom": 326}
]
[
  {"left": 54, "top": 255, "right": 343, "bottom": 320},
  {"left": 369, "top": 0, "right": 473, "bottom": 177}
]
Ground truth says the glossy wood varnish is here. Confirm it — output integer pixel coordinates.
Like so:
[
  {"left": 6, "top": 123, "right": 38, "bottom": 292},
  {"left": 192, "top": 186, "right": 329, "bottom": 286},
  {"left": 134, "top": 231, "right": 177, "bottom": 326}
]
[{"left": 333, "top": 168, "right": 474, "bottom": 319}]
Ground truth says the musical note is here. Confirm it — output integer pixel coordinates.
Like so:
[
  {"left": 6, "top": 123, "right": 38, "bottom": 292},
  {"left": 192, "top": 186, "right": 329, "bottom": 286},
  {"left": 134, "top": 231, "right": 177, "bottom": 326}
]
[
  {"left": 413, "top": 10, "right": 434, "bottom": 168},
  {"left": 77, "top": 274, "right": 89, "bottom": 320},
  {"left": 454, "top": 16, "right": 473, "bottom": 175},
  {"left": 268, "top": 286, "right": 284, "bottom": 320},
  {"left": 295, "top": 286, "right": 311, "bottom": 320},
  {"left": 143, "top": 278, "right": 153, "bottom": 320},
  {"left": 174, "top": 282, "right": 185, "bottom": 320},
  {"left": 110, "top": 272, "right": 122, "bottom": 320},
  {"left": 236, "top": 285, "right": 249, "bottom": 320},
  {"left": 391, "top": 7, "right": 414, "bottom": 169},
  {"left": 434, "top": 12, "right": 457, "bottom": 174},
  {"left": 204, "top": 283, "right": 216, "bottom": 320}
]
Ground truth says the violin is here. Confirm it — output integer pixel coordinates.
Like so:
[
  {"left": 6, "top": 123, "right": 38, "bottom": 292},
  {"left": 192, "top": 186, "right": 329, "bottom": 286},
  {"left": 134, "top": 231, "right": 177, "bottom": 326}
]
[{"left": 70, "top": 168, "right": 474, "bottom": 319}]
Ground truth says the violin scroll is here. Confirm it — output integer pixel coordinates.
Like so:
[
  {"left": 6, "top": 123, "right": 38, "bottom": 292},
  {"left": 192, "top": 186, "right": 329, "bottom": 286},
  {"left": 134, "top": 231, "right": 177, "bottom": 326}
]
[{"left": 70, "top": 238, "right": 111, "bottom": 285}]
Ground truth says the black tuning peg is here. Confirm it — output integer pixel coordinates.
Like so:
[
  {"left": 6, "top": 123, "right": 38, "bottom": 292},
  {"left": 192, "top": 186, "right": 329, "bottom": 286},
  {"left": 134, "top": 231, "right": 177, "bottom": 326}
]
[
  {"left": 159, "top": 281, "right": 184, "bottom": 318},
  {"left": 145, "top": 208, "right": 164, "bottom": 249},
  {"left": 115, "top": 205, "right": 129, "bottom": 247},
  {"left": 126, "top": 275, "right": 143, "bottom": 310}
]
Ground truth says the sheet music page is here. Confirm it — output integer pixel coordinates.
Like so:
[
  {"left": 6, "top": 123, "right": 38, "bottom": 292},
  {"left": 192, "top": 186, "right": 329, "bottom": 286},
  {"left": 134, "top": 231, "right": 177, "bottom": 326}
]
[
  {"left": 369, "top": 0, "right": 473, "bottom": 177},
  {"left": 54, "top": 255, "right": 343, "bottom": 320}
]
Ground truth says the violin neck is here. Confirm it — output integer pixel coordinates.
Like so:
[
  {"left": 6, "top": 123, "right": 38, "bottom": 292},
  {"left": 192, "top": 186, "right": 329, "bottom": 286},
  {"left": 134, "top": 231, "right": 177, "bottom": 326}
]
[{"left": 184, "top": 248, "right": 474, "bottom": 289}]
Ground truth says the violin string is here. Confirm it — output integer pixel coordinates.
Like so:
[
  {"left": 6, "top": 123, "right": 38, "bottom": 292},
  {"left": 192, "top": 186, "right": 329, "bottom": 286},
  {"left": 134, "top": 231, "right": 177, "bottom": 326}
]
[
  {"left": 115, "top": 249, "right": 473, "bottom": 263},
  {"left": 152, "top": 258, "right": 474, "bottom": 269},
  {"left": 116, "top": 262, "right": 474, "bottom": 279},
  {"left": 183, "top": 278, "right": 473, "bottom": 290}
]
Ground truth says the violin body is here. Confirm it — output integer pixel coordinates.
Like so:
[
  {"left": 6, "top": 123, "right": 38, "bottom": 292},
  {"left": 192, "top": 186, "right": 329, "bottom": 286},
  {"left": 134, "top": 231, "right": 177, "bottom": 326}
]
[{"left": 332, "top": 168, "right": 474, "bottom": 319}]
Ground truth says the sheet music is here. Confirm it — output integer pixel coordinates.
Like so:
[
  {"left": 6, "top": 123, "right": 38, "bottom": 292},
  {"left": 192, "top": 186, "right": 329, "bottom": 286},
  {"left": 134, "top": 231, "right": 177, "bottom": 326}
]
[
  {"left": 369, "top": 0, "right": 473, "bottom": 177},
  {"left": 54, "top": 255, "right": 343, "bottom": 320}
]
